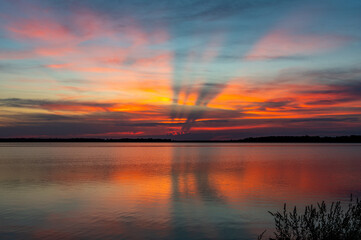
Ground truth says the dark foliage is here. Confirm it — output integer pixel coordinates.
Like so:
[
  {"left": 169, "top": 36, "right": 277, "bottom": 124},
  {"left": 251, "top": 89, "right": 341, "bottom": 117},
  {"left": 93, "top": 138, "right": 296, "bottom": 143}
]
[
  {"left": 1, "top": 135, "right": 361, "bottom": 143},
  {"left": 259, "top": 196, "right": 361, "bottom": 240},
  {"left": 239, "top": 135, "right": 361, "bottom": 143},
  {"left": 0, "top": 138, "right": 172, "bottom": 142}
]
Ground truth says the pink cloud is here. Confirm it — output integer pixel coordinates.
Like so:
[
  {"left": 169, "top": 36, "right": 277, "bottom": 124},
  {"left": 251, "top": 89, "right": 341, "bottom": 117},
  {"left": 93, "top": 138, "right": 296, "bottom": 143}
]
[
  {"left": 122, "top": 19, "right": 169, "bottom": 47},
  {"left": 5, "top": 7, "right": 117, "bottom": 44},
  {"left": 35, "top": 46, "right": 77, "bottom": 57},
  {"left": 132, "top": 53, "right": 173, "bottom": 71},
  {"left": 246, "top": 29, "right": 350, "bottom": 60},
  {"left": 3, "top": 2, "right": 171, "bottom": 70},
  {"left": 7, "top": 19, "right": 77, "bottom": 43},
  {"left": 245, "top": 8, "right": 353, "bottom": 61},
  {"left": 46, "top": 63, "right": 73, "bottom": 69}
]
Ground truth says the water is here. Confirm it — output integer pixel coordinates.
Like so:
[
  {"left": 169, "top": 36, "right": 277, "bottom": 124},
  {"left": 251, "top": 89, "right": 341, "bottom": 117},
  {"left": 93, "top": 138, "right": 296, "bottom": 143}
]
[{"left": 0, "top": 143, "right": 360, "bottom": 240}]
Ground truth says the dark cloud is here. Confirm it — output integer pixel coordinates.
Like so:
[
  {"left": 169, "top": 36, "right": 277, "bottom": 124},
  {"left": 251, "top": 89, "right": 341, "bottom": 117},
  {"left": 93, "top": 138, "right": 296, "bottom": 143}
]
[
  {"left": 287, "top": 117, "right": 360, "bottom": 123},
  {"left": 155, "top": 0, "right": 291, "bottom": 23},
  {"left": 0, "top": 63, "right": 11, "bottom": 70},
  {"left": 246, "top": 55, "right": 309, "bottom": 61},
  {"left": 195, "top": 83, "right": 227, "bottom": 106},
  {"left": 0, "top": 98, "right": 116, "bottom": 109},
  {"left": 0, "top": 62, "right": 42, "bottom": 73},
  {"left": 278, "top": 67, "right": 361, "bottom": 84},
  {"left": 257, "top": 98, "right": 298, "bottom": 111},
  {"left": 181, "top": 101, "right": 240, "bottom": 132},
  {"left": 0, "top": 111, "right": 144, "bottom": 138},
  {"left": 74, "top": 0, "right": 291, "bottom": 23},
  {"left": 305, "top": 98, "right": 356, "bottom": 106},
  {"left": 17, "top": 113, "right": 74, "bottom": 122},
  {"left": 171, "top": 115, "right": 361, "bottom": 140},
  {"left": 1, "top": 109, "right": 360, "bottom": 139},
  {"left": 58, "top": 78, "right": 91, "bottom": 84},
  {"left": 303, "top": 68, "right": 361, "bottom": 82},
  {"left": 173, "top": 82, "right": 230, "bottom": 132},
  {"left": 298, "top": 81, "right": 361, "bottom": 98},
  {"left": 0, "top": 122, "right": 116, "bottom": 138},
  {"left": 241, "top": 66, "right": 361, "bottom": 108}
]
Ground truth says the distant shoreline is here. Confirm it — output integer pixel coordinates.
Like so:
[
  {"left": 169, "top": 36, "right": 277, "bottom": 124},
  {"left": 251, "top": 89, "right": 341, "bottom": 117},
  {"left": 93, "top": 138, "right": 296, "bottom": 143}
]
[{"left": 1, "top": 135, "right": 361, "bottom": 143}]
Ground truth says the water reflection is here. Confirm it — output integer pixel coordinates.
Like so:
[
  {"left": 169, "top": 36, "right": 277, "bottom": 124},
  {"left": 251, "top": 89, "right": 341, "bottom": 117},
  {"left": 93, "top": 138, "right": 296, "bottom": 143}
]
[
  {"left": 169, "top": 146, "right": 251, "bottom": 240},
  {"left": 0, "top": 143, "right": 360, "bottom": 239}
]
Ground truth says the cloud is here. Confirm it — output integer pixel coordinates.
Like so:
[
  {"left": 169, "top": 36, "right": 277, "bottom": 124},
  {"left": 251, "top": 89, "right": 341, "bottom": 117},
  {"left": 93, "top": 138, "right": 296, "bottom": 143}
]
[
  {"left": 5, "top": 6, "right": 118, "bottom": 44},
  {"left": 195, "top": 83, "right": 228, "bottom": 106},
  {"left": 245, "top": 7, "right": 354, "bottom": 60},
  {"left": 169, "top": 32, "right": 232, "bottom": 132},
  {"left": 0, "top": 98, "right": 116, "bottom": 112},
  {"left": 278, "top": 67, "right": 361, "bottom": 101},
  {"left": 2, "top": 1, "right": 171, "bottom": 70},
  {"left": 0, "top": 49, "right": 34, "bottom": 60},
  {"left": 1, "top": 1, "right": 361, "bottom": 139},
  {"left": 257, "top": 98, "right": 298, "bottom": 111},
  {"left": 246, "top": 29, "right": 351, "bottom": 60},
  {"left": 8, "top": 19, "right": 75, "bottom": 42}
]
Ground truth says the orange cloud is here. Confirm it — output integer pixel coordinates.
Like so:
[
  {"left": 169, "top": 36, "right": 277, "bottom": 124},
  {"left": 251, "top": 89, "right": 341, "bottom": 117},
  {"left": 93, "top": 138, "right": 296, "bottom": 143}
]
[{"left": 46, "top": 63, "right": 73, "bottom": 69}]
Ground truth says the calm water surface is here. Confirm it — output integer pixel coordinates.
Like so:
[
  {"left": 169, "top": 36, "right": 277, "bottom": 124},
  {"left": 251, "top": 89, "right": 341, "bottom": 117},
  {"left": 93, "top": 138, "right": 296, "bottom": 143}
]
[{"left": 0, "top": 143, "right": 360, "bottom": 240}]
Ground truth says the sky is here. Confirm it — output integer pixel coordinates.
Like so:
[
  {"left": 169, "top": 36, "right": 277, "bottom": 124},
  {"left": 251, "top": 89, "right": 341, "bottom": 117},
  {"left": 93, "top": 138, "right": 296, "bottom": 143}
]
[{"left": 0, "top": 0, "right": 360, "bottom": 140}]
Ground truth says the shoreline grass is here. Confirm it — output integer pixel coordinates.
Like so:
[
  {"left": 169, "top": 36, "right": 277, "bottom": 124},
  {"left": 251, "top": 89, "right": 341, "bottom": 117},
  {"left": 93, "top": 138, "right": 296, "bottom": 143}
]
[{"left": 259, "top": 196, "right": 361, "bottom": 240}]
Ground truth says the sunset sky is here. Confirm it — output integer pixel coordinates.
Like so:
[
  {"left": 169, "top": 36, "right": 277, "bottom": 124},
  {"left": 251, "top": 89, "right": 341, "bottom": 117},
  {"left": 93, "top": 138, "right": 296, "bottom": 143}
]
[{"left": 0, "top": 0, "right": 360, "bottom": 140}]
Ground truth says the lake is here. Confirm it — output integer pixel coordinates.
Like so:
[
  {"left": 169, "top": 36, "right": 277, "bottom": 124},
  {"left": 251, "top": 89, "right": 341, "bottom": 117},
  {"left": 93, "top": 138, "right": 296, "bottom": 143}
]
[{"left": 0, "top": 143, "right": 360, "bottom": 240}]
